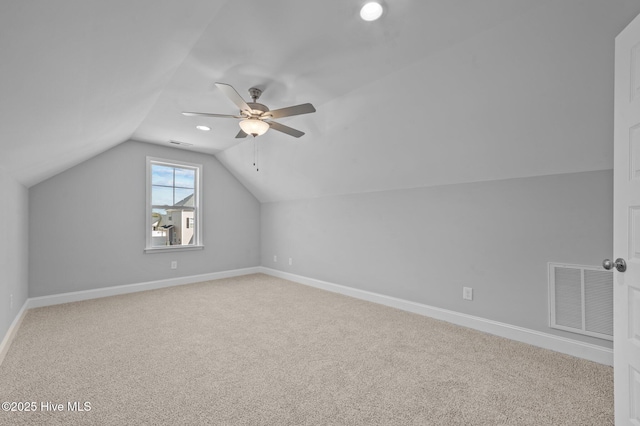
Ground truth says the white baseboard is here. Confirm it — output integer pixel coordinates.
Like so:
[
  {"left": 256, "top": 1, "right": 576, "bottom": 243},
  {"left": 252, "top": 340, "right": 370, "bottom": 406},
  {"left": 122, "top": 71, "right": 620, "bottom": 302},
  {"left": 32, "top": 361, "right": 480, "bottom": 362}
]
[
  {"left": 258, "top": 267, "right": 613, "bottom": 366},
  {"left": 27, "top": 266, "right": 262, "bottom": 309},
  {"left": 0, "top": 299, "right": 29, "bottom": 366},
  {"left": 2, "top": 266, "right": 613, "bottom": 368}
]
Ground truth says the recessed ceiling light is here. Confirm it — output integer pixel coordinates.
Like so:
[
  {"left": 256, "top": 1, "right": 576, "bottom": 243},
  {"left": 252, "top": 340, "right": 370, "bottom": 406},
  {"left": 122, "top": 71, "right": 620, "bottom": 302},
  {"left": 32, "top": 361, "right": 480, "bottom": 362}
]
[
  {"left": 360, "top": 2, "right": 383, "bottom": 21},
  {"left": 196, "top": 125, "right": 211, "bottom": 131}
]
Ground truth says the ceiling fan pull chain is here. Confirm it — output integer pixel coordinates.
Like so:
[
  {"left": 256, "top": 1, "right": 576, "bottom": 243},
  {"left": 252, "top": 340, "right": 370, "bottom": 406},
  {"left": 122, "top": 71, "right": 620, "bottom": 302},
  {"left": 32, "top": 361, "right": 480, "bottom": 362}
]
[{"left": 255, "top": 139, "right": 259, "bottom": 172}]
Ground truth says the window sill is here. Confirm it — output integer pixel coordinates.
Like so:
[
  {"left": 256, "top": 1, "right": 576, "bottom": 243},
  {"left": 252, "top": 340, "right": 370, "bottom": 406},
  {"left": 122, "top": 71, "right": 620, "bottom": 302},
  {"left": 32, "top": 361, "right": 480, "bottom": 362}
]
[{"left": 144, "top": 245, "right": 204, "bottom": 254}]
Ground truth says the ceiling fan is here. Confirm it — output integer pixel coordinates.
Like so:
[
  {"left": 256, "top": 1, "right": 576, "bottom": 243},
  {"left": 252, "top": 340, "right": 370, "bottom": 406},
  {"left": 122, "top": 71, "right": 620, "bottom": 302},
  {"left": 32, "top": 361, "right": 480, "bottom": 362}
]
[{"left": 182, "top": 83, "right": 316, "bottom": 138}]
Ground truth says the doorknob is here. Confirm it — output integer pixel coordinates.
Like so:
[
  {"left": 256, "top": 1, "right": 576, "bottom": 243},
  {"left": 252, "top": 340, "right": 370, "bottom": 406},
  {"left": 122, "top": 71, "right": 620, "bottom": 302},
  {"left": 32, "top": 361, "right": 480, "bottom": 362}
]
[{"left": 602, "top": 258, "right": 627, "bottom": 272}]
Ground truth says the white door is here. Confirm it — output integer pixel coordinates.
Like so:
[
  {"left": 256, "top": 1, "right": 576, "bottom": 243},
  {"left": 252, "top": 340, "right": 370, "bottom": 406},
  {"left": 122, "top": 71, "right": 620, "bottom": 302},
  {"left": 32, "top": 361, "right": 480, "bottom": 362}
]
[{"left": 613, "top": 12, "right": 640, "bottom": 426}]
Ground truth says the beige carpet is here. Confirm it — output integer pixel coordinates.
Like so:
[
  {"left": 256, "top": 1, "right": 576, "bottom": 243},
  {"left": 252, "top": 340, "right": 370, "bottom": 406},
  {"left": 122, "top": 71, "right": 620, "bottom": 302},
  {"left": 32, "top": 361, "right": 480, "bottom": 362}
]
[{"left": 0, "top": 273, "right": 613, "bottom": 425}]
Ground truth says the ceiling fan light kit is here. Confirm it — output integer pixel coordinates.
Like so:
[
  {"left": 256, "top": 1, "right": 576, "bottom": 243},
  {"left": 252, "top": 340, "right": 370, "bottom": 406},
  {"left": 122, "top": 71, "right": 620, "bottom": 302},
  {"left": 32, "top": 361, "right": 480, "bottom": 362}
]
[
  {"left": 239, "top": 118, "right": 269, "bottom": 137},
  {"left": 182, "top": 82, "right": 316, "bottom": 139}
]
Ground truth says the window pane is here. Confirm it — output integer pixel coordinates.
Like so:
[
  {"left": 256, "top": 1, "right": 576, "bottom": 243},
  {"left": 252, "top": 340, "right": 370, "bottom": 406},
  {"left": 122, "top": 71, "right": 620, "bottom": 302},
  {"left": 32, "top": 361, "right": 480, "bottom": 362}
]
[
  {"left": 174, "top": 188, "right": 195, "bottom": 206},
  {"left": 152, "top": 210, "right": 196, "bottom": 246},
  {"left": 151, "top": 208, "right": 170, "bottom": 247},
  {"left": 152, "top": 165, "right": 174, "bottom": 186},
  {"left": 152, "top": 186, "right": 174, "bottom": 206},
  {"left": 174, "top": 168, "right": 195, "bottom": 189}
]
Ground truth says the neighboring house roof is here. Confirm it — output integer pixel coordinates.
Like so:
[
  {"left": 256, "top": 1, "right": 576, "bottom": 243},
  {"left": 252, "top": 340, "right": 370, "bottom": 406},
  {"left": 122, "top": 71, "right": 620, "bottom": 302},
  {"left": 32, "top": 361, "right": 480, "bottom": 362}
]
[{"left": 174, "top": 193, "right": 194, "bottom": 207}]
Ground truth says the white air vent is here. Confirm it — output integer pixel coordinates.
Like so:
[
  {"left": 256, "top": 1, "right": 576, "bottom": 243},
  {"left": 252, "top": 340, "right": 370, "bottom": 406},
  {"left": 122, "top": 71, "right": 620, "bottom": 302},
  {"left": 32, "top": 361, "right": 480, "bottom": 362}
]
[
  {"left": 169, "top": 140, "right": 193, "bottom": 147},
  {"left": 548, "top": 263, "right": 613, "bottom": 340}
]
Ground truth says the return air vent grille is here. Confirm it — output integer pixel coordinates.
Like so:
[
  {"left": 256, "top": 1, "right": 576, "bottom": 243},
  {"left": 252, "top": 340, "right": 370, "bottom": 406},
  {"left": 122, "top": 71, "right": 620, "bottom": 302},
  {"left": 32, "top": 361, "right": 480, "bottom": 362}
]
[{"left": 548, "top": 263, "right": 613, "bottom": 340}]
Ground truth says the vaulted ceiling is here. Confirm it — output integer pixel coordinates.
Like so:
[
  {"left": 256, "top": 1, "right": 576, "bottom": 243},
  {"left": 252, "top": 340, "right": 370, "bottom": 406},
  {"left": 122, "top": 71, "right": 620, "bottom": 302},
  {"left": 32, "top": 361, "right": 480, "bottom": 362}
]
[{"left": 1, "top": 1, "right": 639, "bottom": 202}]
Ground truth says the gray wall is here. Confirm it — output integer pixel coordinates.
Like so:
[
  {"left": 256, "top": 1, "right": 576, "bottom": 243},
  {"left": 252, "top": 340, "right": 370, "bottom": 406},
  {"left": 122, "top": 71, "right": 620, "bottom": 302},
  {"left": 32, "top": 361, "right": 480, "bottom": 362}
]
[
  {"left": 29, "top": 140, "right": 260, "bottom": 297},
  {"left": 0, "top": 168, "right": 29, "bottom": 340},
  {"left": 261, "top": 170, "right": 613, "bottom": 348}
]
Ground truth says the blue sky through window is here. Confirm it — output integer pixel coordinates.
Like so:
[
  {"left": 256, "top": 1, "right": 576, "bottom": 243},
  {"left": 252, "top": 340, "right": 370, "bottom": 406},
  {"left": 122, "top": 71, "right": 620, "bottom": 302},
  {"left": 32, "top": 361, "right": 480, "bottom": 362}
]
[{"left": 151, "top": 164, "right": 195, "bottom": 206}]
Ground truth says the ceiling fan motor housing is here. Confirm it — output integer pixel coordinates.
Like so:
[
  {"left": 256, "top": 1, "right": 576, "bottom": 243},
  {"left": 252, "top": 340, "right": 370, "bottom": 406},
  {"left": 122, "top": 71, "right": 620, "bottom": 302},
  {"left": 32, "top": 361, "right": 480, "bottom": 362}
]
[{"left": 246, "top": 102, "right": 269, "bottom": 116}]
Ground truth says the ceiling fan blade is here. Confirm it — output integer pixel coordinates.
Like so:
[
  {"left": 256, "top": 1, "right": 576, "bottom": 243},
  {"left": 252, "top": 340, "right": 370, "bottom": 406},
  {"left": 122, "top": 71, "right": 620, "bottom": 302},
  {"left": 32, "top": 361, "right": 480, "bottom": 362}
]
[
  {"left": 266, "top": 103, "right": 316, "bottom": 119},
  {"left": 269, "top": 121, "right": 305, "bottom": 138},
  {"left": 235, "top": 129, "right": 248, "bottom": 138},
  {"left": 182, "top": 111, "right": 242, "bottom": 118},
  {"left": 215, "top": 82, "right": 251, "bottom": 113}
]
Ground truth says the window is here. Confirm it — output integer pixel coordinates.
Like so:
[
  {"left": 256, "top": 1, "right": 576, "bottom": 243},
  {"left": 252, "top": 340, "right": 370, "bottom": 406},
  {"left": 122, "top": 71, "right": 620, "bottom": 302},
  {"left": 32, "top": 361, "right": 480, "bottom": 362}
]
[{"left": 146, "top": 157, "right": 202, "bottom": 252}]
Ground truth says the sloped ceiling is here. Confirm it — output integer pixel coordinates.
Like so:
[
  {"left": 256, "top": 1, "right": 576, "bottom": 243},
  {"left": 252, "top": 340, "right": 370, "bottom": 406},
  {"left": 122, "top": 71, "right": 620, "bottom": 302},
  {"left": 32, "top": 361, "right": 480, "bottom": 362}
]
[
  {"left": 0, "top": 0, "right": 221, "bottom": 186},
  {"left": 1, "top": 1, "right": 639, "bottom": 201}
]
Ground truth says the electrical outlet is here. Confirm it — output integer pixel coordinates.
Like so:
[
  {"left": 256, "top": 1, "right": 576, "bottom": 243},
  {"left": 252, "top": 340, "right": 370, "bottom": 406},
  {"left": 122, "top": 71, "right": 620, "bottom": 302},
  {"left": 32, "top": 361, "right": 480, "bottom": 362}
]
[
  {"left": 171, "top": 261, "right": 177, "bottom": 269},
  {"left": 273, "top": 255, "right": 277, "bottom": 262},
  {"left": 289, "top": 257, "right": 293, "bottom": 265},
  {"left": 463, "top": 287, "right": 473, "bottom": 301}
]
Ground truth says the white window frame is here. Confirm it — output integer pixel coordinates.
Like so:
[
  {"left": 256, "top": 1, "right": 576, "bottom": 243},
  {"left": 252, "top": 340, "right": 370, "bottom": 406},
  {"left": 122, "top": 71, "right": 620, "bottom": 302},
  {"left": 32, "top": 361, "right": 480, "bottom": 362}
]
[{"left": 145, "top": 157, "right": 203, "bottom": 253}]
